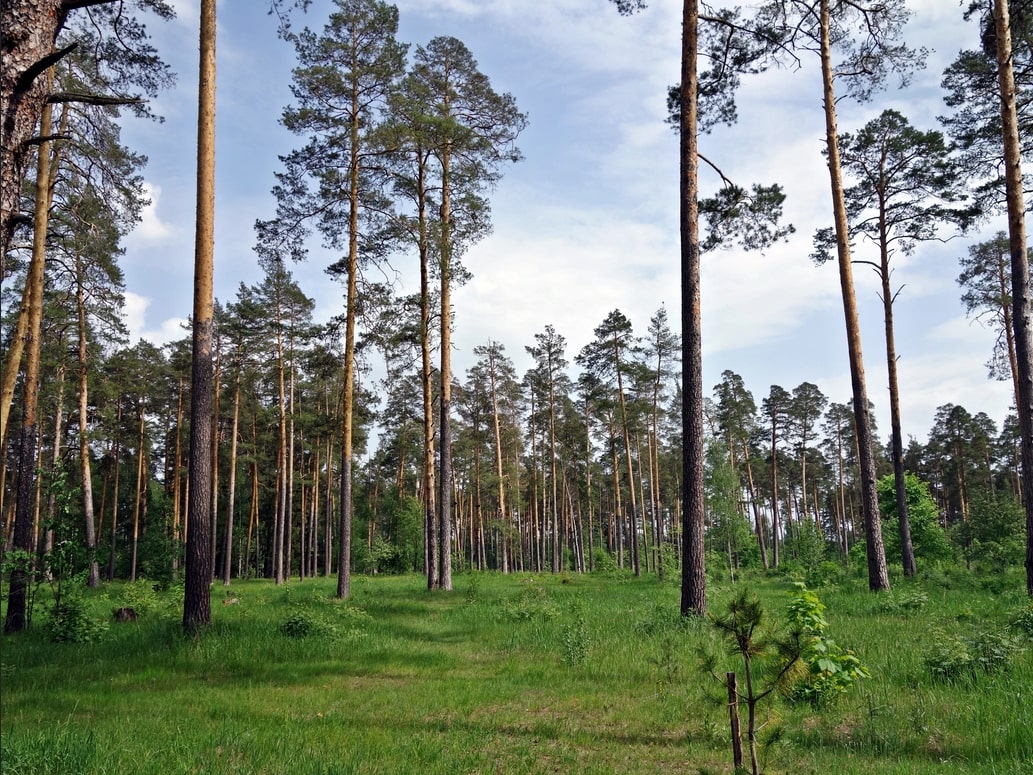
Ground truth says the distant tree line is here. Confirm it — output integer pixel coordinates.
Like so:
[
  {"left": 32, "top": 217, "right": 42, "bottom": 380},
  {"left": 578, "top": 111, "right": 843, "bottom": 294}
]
[{"left": 2, "top": 0, "right": 1032, "bottom": 636}]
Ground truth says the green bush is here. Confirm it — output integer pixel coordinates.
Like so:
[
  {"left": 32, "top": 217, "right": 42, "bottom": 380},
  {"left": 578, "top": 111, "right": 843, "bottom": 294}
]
[
  {"left": 1011, "top": 601, "right": 1033, "bottom": 637},
  {"left": 877, "top": 473, "right": 953, "bottom": 564},
  {"left": 44, "top": 594, "right": 107, "bottom": 644},
  {"left": 876, "top": 588, "right": 929, "bottom": 615},
  {"left": 497, "top": 578, "right": 559, "bottom": 621},
  {"left": 783, "top": 582, "right": 869, "bottom": 707},
  {"left": 923, "top": 627, "right": 1025, "bottom": 683},
  {"left": 560, "top": 600, "right": 589, "bottom": 667}
]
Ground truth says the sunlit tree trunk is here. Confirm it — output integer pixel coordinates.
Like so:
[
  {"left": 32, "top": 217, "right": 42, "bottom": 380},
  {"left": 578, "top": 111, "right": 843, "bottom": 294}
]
[
  {"left": 992, "top": 0, "right": 1033, "bottom": 596},
  {"left": 183, "top": 0, "right": 216, "bottom": 634},
  {"left": 679, "top": 0, "right": 707, "bottom": 616},
  {"left": 818, "top": 0, "right": 889, "bottom": 591}
]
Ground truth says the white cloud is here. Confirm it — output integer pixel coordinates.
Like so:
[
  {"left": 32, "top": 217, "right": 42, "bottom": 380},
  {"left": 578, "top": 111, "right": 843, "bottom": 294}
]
[
  {"left": 123, "top": 291, "right": 188, "bottom": 347},
  {"left": 131, "top": 182, "right": 174, "bottom": 242}
]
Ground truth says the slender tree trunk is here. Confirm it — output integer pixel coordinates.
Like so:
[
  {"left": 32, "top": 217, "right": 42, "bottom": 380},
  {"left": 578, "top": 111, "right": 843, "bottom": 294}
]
[
  {"left": 878, "top": 200, "right": 916, "bottom": 577},
  {"left": 770, "top": 419, "right": 781, "bottom": 568},
  {"left": 616, "top": 361, "right": 640, "bottom": 576},
  {"left": 108, "top": 418, "right": 122, "bottom": 580},
  {"left": 183, "top": 0, "right": 217, "bottom": 634},
  {"left": 336, "top": 88, "right": 361, "bottom": 601},
  {"left": 819, "top": 0, "right": 889, "bottom": 591},
  {"left": 742, "top": 444, "right": 768, "bottom": 569},
  {"left": 130, "top": 404, "right": 146, "bottom": 582},
  {"left": 418, "top": 155, "right": 438, "bottom": 589},
  {"left": 680, "top": 0, "right": 706, "bottom": 617},
  {"left": 221, "top": 382, "right": 240, "bottom": 585},
  {"left": 991, "top": 0, "right": 1033, "bottom": 596},
  {"left": 437, "top": 141, "right": 454, "bottom": 591},
  {"left": 75, "top": 257, "right": 100, "bottom": 587}
]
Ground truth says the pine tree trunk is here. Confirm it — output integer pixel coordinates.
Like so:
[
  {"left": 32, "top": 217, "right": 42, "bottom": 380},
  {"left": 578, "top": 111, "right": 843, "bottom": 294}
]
[
  {"left": 818, "top": 0, "right": 889, "bottom": 591},
  {"left": 879, "top": 208, "right": 916, "bottom": 577},
  {"left": 991, "top": 0, "right": 1033, "bottom": 596},
  {"left": 183, "top": 0, "right": 217, "bottom": 634},
  {"left": 222, "top": 383, "right": 240, "bottom": 585},
  {"left": 680, "top": 0, "right": 707, "bottom": 617}
]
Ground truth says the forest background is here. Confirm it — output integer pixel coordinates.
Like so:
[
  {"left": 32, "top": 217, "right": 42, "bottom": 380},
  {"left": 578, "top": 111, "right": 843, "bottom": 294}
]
[
  {"left": 121, "top": 0, "right": 1012, "bottom": 440},
  {"left": 2, "top": 0, "right": 1030, "bottom": 599}
]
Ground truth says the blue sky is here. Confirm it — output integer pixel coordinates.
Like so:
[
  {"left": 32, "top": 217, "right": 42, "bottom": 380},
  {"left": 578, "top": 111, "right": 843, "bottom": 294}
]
[{"left": 119, "top": 0, "right": 1015, "bottom": 443}]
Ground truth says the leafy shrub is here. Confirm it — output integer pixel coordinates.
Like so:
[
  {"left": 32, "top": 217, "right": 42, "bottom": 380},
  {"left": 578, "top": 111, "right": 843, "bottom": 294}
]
[
  {"left": 876, "top": 588, "right": 929, "bottom": 615},
  {"left": 45, "top": 595, "right": 107, "bottom": 644},
  {"left": 923, "top": 627, "right": 1025, "bottom": 682},
  {"left": 282, "top": 600, "right": 372, "bottom": 639},
  {"left": 783, "top": 582, "right": 869, "bottom": 707},
  {"left": 877, "top": 473, "right": 953, "bottom": 564},
  {"left": 1010, "top": 601, "right": 1033, "bottom": 637},
  {"left": 498, "top": 578, "right": 559, "bottom": 621},
  {"left": 560, "top": 600, "right": 589, "bottom": 667},
  {"left": 108, "top": 579, "right": 161, "bottom": 617}
]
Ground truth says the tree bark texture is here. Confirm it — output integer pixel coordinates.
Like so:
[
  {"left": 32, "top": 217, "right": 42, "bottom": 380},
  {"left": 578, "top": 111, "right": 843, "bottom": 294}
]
[
  {"left": 992, "top": 0, "right": 1033, "bottom": 596},
  {"left": 680, "top": 0, "right": 707, "bottom": 617},
  {"left": 183, "top": 0, "right": 216, "bottom": 635}
]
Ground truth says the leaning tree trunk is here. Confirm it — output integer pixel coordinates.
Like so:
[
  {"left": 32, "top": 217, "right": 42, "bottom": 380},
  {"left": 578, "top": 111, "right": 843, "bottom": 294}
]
[
  {"left": 992, "top": 0, "right": 1033, "bottom": 596},
  {"left": 818, "top": 0, "right": 889, "bottom": 591}
]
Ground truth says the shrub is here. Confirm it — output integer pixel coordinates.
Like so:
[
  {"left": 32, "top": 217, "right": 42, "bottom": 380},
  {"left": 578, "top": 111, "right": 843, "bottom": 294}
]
[
  {"left": 783, "top": 582, "right": 869, "bottom": 707},
  {"left": 923, "top": 627, "right": 1025, "bottom": 683},
  {"left": 876, "top": 588, "right": 929, "bottom": 615},
  {"left": 45, "top": 595, "right": 107, "bottom": 644},
  {"left": 497, "top": 578, "right": 559, "bottom": 621},
  {"left": 560, "top": 599, "right": 589, "bottom": 667},
  {"left": 877, "top": 473, "right": 953, "bottom": 564},
  {"left": 1011, "top": 601, "right": 1033, "bottom": 637}
]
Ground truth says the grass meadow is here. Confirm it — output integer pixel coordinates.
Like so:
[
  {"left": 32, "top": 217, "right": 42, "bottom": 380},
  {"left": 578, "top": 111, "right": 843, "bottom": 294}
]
[{"left": 2, "top": 567, "right": 1032, "bottom": 774}]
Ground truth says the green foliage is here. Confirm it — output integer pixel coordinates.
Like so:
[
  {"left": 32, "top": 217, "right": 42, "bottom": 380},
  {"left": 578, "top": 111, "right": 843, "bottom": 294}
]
[
  {"left": 497, "top": 577, "right": 559, "bottom": 621},
  {"left": 783, "top": 520, "right": 834, "bottom": 585},
  {"left": 956, "top": 491, "right": 1026, "bottom": 570},
  {"left": 592, "top": 548, "right": 631, "bottom": 582},
  {"left": 1011, "top": 601, "right": 1033, "bottom": 637},
  {"left": 107, "top": 579, "right": 162, "bottom": 617},
  {"left": 0, "top": 722, "right": 97, "bottom": 775},
  {"left": 44, "top": 589, "right": 108, "bottom": 644},
  {"left": 281, "top": 608, "right": 327, "bottom": 638},
  {"left": 783, "top": 583, "right": 869, "bottom": 707},
  {"left": 875, "top": 588, "right": 929, "bottom": 616},
  {"left": 923, "top": 626, "right": 1026, "bottom": 683},
  {"left": 876, "top": 473, "right": 953, "bottom": 564},
  {"left": 560, "top": 599, "right": 589, "bottom": 667}
]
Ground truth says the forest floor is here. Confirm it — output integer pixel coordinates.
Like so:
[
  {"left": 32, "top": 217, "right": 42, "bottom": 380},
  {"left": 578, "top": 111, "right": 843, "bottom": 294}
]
[{"left": 2, "top": 566, "right": 1032, "bottom": 774}]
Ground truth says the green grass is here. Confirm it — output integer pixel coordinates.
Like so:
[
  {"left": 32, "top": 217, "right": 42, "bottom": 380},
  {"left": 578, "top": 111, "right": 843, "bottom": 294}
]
[{"left": 2, "top": 570, "right": 1032, "bottom": 774}]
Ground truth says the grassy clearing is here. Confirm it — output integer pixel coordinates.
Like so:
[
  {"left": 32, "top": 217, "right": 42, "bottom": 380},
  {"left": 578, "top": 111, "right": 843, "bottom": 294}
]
[{"left": 2, "top": 570, "right": 1032, "bottom": 774}]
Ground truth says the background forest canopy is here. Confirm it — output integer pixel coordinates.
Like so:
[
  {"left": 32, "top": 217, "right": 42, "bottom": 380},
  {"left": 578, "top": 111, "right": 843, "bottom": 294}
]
[{"left": 1, "top": 0, "right": 1031, "bottom": 588}]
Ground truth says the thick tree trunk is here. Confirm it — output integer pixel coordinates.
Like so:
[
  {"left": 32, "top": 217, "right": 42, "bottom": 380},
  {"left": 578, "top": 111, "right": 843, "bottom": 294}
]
[
  {"left": 991, "top": 0, "right": 1033, "bottom": 596},
  {"left": 183, "top": 0, "right": 216, "bottom": 635},
  {"left": 3, "top": 89, "right": 54, "bottom": 632},
  {"left": 0, "top": 0, "right": 67, "bottom": 261}
]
